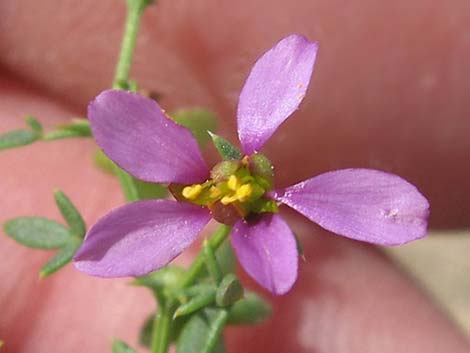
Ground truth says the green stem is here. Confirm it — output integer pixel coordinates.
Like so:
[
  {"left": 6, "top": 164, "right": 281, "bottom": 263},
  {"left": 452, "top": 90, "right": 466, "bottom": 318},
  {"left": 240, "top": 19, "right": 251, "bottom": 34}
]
[
  {"left": 151, "top": 299, "right": 176, "bottom": 353},
  {"left": 114, "top": 167, "right": 139, "bottom": 202},
  {"left": 113, "top": 0, "right": 152, "bottom": 90},
  {"left": 203, "top": 238, "right": 223, "bottom": 283},
  {"left": 201, "top": 309, "right": 229, "bottom": 353},
  {"left": 149, "top": 225, "right": 230, "bottom": 353},
  {"left": 179, "top": 224, "right": 231, "bottom": 288}
]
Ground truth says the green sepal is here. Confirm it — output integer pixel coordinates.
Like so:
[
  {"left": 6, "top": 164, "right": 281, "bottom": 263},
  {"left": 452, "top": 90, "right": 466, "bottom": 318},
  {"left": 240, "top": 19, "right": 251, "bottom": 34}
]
[
  {"left": 210, "top": 160, "right": 241, "bottom": 183},
  {"left": 174, "top": 289, "right": 216, "bottom": 318},
  {"left": 111, "top": 339, "right": 138, "bottom": 353},
  {"left": 209, "top": 132, "right": 242, "bottom": 160},
  {"left": 176, "top": 308, "right": 228, "bottom": 353},
  {"left": 40, "top": 237, "right": 82, "bottom": 278},
  {"left": 227, "top": 292, "right": 271, "bottom": 325},
  {"left": 4, "top": 217, "right": 69, "bottom": 249},
  {"left": 172, "top": 109, "right": 218, "bottom": 148},
  {"left": 0, "top": 129, "right": 38, "bottom": 151},
  {"left": 54, "top": 190, "right": 86, "bottom": 238},
  {"left": 25, "top": 116, "right": 43, "bottom": 134},
  {"left": 248, "top": 153, "right": 274, "bottom": 189},
  {"left": 249, "top": 198, "right": 279, "bottom": 214},
  {"left": 216, "top": 274, "right": 244, "bottom": 307}
]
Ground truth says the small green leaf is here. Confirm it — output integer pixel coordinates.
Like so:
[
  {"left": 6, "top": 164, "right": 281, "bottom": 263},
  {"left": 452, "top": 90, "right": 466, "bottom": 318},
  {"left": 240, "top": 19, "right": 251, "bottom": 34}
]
[
  {"left": 54, "top": 190, "right": 86, "bottom": 238},
  {"left": 112, "top": 339, "right": 137, "bottom": 353},
  {"left": 0, "top": 129, "right": 38, "bottom": 151},
  {"left": 227, "top": 292, "right": 271, "bottom": 325},
  {"left": 209, "top": 132, "right": 242, "bottom": 160},
  {"left": 4, "top": 218, "right": 69, "bottom": 249},
  {"left": 43, "top": 119, "right": 91, "bottom": 140},
  {"left": 62, "top": 118, "right": 91, "bottom": 135},
  {"left": 42, "top": 129, "right": 84, "bottom": 140},
  {"left": 174, "top": 289, "right": 216, "bottom": 318},
  {"left": 216, "top": 274, "right": 244, "bottom": 307},
  {"left": 40, "top": 237, "right": 81, "bottom": 278},
  {"left": 176, "top": 308, "right": 228, "bottom": 353},
  {"left": 172, "top": 109, "right": 218, "bottom": 148},
  {"left": 25, "top": 116, "right": 43, "bottom": 134}
]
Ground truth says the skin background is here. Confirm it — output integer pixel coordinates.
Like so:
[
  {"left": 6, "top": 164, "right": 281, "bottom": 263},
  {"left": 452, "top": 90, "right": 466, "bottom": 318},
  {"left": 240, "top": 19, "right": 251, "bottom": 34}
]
[{"left": 0, "top": 0, "right": 469, "bottom": 352}]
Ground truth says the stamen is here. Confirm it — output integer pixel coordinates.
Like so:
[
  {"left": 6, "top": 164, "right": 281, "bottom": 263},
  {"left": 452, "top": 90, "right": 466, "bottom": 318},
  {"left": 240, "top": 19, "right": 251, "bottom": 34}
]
[
  {"left": 236, "top": 184, "right": 253, "bottom": 202},
  {"left": 227, "top": 175, "right": 239, "bottom": 191},
  {"left": 221, "top": 194, "right": 238, "bottom": 205},
  {"left": 182, "top": 184, "right": 203, "bottom": 200},
  {"left": 209, "top": 186, "right": 222, "bottom": 198}
]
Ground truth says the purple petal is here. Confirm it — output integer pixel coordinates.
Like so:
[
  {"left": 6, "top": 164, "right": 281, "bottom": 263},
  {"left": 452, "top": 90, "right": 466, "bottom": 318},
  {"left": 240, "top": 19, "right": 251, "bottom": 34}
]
[
  {"left": 231, "top": 214, "right": 298, "bottom": 295},
  {"left": 271, "top": 169, "right": 430, "bottom": 246},
  {"left": 89, "top": 90, "right": 209, "bottom": 184},
  {"left": 237, "top": 34, "right": 318, "bottom": 154},
  {"left": 74, "top": 200, "right": 211, "bottom": 277}
]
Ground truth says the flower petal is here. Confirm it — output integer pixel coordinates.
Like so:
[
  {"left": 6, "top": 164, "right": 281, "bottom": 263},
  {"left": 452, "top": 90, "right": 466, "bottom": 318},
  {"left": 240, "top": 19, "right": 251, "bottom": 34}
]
[
  {"left": 74, "top": 200, "right": 211, "bottom": 277},
  {"left": 237, "top": 34, "right": 318, "bottom": 154},
  {"left": 89, "top": 90, "right": 209, "bottom": 184},
  {"left": 271, "top": 169, "right": 430, "bottom": 245},
  {"left": 231, "top": 214, "right": 298, "bottom": 295}
]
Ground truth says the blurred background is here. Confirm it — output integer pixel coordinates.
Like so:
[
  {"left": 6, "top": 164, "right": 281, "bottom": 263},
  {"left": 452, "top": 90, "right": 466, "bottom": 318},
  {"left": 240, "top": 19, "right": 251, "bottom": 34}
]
[{"left": 387, "top": 232, "right": 470, "bottom": 335}]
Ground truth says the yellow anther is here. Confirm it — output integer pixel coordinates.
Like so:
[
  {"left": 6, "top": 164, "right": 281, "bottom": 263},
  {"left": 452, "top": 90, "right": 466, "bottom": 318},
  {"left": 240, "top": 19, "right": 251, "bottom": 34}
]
[
  {"left": 236, "top": 184, "right": 253, "bottom": 202},
  {"left": 209, "top": 186, "right": 222, "bottom": 199},
  {"left": 227, "top": 175, "right": 239, "bottom": 191},
  {"left": 221, "top": 194, "right": 238, "bottom": 205},
  {"left": 242, "top": 156, "right": 249, "bottom": 166},
  {"left": 182, "top": 184, "right": 203, "bottom": 200}
]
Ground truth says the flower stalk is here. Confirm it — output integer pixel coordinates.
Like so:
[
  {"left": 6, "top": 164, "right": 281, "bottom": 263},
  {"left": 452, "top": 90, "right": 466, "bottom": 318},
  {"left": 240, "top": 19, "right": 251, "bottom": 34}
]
[
  {"left": 149, "top": 224, "right": 231, "bottom": 353},
  {"left": 151, "top": 298, "right": 176, "bottom": 353},
  {"left": 179, "top": 224, "right": 232, "bottom": 288},
  {"left": 113, "top": 0, "right": 152, "bottom": 90}
]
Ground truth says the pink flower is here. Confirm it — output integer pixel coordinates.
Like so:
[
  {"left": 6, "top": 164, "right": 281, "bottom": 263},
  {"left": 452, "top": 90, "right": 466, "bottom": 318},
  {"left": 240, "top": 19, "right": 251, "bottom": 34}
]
[{"left": 74, "top": 35, "right": 429, "bottom": 295}]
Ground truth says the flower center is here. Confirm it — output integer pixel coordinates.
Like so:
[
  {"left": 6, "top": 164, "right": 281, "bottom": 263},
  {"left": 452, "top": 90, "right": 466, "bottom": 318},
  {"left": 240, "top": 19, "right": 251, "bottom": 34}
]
[{"left": 170, "top": 154, "right": 278, "bottom": 225}]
